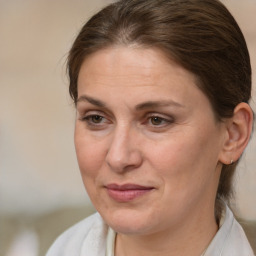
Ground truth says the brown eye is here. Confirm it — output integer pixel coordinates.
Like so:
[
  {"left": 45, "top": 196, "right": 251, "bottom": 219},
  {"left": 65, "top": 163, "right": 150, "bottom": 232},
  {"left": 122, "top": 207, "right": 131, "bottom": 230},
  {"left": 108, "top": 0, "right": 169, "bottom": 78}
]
[
  {"left": 91, "top": 115, "right": 103, "bottom": 123},
  {"left": 150, "top": 116, "right": 164, "bottom": 126}
]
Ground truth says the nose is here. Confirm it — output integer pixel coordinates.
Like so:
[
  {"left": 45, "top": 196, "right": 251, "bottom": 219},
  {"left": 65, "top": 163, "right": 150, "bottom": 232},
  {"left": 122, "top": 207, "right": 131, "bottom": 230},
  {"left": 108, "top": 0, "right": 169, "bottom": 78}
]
[{"left": 105, "top": 126, "right": 143, "bottom": 173}]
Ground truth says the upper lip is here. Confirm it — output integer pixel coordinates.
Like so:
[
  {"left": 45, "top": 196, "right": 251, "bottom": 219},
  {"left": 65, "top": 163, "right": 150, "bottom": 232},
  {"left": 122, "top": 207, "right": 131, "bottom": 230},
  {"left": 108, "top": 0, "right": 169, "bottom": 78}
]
[{"left": 105, "top": 183, "right": 154, "bottom": 191}]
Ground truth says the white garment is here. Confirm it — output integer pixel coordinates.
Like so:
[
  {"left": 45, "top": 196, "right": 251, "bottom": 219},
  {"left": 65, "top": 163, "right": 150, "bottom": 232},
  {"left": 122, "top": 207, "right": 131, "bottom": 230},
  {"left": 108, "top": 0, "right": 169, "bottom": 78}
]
[{"left": 46, "top": 204, "right": 254, "bottom": 256}]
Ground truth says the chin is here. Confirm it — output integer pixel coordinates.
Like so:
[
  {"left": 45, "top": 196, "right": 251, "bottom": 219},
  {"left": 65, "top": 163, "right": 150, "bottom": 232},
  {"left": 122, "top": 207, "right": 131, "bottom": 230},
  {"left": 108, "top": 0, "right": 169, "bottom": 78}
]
[{"left": 100, "top": 207, "right": 156, "bottom": 235}]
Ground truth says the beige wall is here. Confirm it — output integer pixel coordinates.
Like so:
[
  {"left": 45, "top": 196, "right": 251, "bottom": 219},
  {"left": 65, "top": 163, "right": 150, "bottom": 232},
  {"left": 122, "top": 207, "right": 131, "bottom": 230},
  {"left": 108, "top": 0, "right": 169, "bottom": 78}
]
[{"left": 0, "top": 0, "right": 255, "bottom": 220}]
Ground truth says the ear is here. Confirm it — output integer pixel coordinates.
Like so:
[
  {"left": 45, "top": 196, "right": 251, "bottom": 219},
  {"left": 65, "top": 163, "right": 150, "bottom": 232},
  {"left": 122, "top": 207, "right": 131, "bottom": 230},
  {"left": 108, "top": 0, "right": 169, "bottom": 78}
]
[{"left": 219, "top": 102, "right": 253, "bottom": 165}]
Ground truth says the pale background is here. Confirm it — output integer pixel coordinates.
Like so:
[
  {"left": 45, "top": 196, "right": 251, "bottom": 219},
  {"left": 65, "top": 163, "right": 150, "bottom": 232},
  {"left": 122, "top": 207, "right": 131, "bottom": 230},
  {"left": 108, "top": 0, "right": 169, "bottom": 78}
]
[{"left": 0, "top": 0, "right": 255, "bottom": 255}]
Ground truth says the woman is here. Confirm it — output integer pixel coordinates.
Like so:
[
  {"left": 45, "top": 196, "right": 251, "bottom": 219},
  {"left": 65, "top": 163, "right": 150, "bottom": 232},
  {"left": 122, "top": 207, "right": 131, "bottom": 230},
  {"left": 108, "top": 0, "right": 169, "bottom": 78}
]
[{"left": 47, "top": 0, "right": 254, "bottom": 255}]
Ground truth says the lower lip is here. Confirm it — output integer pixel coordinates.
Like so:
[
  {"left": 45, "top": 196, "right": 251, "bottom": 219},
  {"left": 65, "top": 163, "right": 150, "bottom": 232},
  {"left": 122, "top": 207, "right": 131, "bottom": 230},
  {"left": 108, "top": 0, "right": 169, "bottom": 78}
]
[{"left": 106, "top": 188, "right": 153, "bottom": 202}]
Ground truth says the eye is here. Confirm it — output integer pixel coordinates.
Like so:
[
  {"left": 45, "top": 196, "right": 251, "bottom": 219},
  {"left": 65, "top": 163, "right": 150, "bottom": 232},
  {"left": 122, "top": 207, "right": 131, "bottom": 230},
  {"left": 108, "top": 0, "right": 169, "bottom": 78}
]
[
  {"left": 145, "top": 114, "right": 174, "bottom": 129},
  {"left": 82, "top": 114, "right": 106, "bottom": 125},
  {"left": 78, "top": 111, "right": 112, "bottom": 130},
  {"left": 78, "top": 111, "right": 108, "bottom": 125},
  {"left": 150, "top": 116, "right": 165, "bottom": 126},
  {"left": 89, "top": 115, "right": 104, "bottom": 123}
]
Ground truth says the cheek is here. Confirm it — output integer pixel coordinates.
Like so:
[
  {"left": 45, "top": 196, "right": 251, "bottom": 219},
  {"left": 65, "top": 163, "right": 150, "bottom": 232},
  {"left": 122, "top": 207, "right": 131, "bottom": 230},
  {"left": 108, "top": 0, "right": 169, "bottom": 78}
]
[
  {"left": 146, "top": 135, "right": 195, "bottom": 171},
  {"left": 74, "top": 129, "right": 106, "bottom": 181},
  {"left": 145, "top": 128, "right": 219, "bottom": 189}
]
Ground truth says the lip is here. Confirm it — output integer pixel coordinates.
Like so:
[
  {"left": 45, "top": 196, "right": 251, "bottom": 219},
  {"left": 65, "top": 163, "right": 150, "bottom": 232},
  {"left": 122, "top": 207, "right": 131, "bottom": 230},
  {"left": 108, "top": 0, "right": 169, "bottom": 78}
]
[{"left": 105, "top": 183, "right": 154, "bottom": 202}]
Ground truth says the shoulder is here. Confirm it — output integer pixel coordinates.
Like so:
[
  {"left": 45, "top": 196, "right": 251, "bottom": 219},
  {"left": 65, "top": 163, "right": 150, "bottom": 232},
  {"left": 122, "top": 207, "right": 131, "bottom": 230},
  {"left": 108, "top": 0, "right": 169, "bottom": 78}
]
[
  {"left": 206, "top": 203, "right": 255, "bottom": 256},
  {"left": 222, "top": 214, "right": 255, "bottom": 256},
  {"left": 46, "top": 212, "right": 108, "bottom": 256}
]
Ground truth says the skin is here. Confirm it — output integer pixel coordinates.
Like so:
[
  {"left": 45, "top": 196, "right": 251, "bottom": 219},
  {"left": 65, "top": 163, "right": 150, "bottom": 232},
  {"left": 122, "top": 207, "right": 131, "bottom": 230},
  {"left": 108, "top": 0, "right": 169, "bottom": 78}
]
[{"left": 74, "top": 46, "right": 252, "bottom": 256}]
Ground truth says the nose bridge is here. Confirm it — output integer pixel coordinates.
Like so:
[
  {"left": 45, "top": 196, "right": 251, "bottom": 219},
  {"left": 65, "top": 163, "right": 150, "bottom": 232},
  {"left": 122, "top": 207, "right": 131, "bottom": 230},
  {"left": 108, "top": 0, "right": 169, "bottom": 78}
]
[{"left": 106, "top": 123, "right": 142, "bottom": 172}]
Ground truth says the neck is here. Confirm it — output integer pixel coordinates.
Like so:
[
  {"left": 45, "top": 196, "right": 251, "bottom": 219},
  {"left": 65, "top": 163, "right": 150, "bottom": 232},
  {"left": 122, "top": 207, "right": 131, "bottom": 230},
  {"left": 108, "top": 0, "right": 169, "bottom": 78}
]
[{"left": 115, "top": 205, "right": 218, "bottom": 256}]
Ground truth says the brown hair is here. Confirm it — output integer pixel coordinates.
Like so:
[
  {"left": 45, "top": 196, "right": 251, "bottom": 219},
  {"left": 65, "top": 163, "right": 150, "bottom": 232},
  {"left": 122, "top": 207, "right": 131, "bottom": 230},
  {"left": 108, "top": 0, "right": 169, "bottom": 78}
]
[{"left": 67, "top": 0, "right": 252, "bottom": 216}]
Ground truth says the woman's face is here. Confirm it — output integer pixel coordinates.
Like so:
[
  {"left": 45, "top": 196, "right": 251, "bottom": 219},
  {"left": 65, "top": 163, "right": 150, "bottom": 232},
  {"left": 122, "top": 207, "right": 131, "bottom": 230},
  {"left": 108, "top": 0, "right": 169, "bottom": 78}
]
[{"left": 75, "top": 47, "right": 226, "bottom": 235}]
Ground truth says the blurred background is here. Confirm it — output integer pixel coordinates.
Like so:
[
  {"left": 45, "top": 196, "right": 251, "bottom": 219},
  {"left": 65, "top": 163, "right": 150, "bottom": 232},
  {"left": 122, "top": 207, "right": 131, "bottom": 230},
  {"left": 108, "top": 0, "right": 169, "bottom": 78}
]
[{"left": 0, "top": 0, "right": 255, "bottom": 255}]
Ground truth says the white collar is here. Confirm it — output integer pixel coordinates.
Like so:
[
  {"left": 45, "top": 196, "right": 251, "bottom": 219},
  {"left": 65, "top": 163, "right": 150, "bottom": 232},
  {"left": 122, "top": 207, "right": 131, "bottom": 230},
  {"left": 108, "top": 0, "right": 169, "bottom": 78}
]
[
  {"left": 105, "top": 204, "right": 227, "bottom": 256},
  {"left": 105, "top": 227, "right": 116, "bottom": 256}
]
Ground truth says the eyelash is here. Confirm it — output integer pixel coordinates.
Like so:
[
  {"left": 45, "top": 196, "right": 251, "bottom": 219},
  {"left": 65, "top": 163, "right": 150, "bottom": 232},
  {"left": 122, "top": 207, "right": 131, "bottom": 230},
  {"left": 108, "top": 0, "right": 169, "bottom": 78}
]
[
  {"left": 146, "top": 115, "right": 173, "bottom": 127},
  {"left": 79, "top": 112, "right": 174, "bottom": 129},
  {"left": 79, "top": 114, "right": 108, "bottom": 126}
]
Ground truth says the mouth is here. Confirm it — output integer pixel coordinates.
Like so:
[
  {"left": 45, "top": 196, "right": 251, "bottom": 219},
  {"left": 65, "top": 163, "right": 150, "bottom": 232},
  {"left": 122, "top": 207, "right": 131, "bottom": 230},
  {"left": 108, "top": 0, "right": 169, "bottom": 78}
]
[{"left": 105, "top": 183, "right": 155, "bottom": 202}]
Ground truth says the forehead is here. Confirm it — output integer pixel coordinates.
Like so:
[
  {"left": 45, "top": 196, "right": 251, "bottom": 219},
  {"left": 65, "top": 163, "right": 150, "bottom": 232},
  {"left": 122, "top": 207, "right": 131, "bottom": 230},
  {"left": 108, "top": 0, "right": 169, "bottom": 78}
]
[{"left": 77, "top": 46, "right": 198, "bottom": 91}]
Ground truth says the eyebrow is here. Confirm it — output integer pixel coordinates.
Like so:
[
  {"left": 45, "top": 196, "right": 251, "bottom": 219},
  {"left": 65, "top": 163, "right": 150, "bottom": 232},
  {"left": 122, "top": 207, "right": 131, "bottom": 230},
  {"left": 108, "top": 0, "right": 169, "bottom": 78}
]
[
  {"left": 76, "top": 95, "right": 184, "bottom": 110},
  {"left": 135, "top": 100, "right": 185, "bottom": 110},
  {"left": 76, "top": 95, "right": 106, "bottom": 107}
]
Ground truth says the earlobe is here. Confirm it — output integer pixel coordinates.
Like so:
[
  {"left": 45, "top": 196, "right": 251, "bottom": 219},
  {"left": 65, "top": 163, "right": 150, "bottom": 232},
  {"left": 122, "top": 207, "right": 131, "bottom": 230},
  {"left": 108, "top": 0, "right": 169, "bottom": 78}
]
[{"left": 219, "top": 102, "right": 253, "bottom": 165}]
